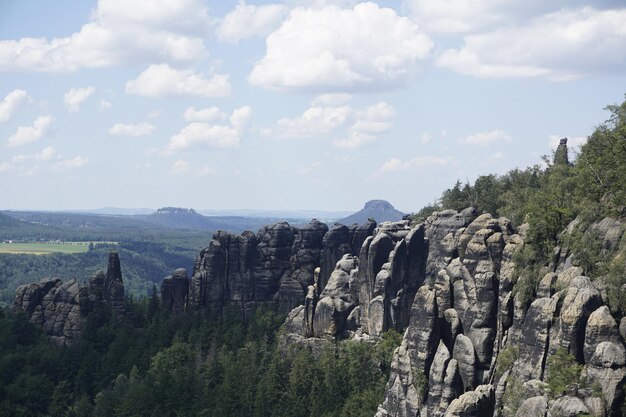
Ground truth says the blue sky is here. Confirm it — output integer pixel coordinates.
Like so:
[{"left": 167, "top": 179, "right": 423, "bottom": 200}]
[{"left": 0, "top": 0, "right": 625, "bottom": 212}]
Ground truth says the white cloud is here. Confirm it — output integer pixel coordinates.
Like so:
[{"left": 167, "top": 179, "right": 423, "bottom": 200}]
[
  {"left": 55, "top": 156, "right": 89, "bottom": 169},
  {"left": 171, "top": 159, "right": 191, "bottom": 174},
  {"left": 311, "top": 93, "right": 352, "bottom": 106},
  {"left": 265, "top": 104, "right": 351, "bottom": 138},
  {"left": 264, "top": 95, "right": 394, "bottom": 148},
  {"left": 0, "top": 89, "right": 29, "bottom": 122},
  {"left": 289, "top": 0, "right": 357, "bottom": 7},
  {"left": 421, "top": 132, "right": 432, "bottom": 144},
  {"left": 378, "top": 155, "right": 453, "bottom": 173},
  {"left": 458, "top": 129, "right": 512, "bottom": 146},
  {"left": 126, "top": 64, "right": 231, "bottom": 97},
  {"left": 99, "top": 100, "right": 112, "bottom": 110},
  {"left": 0, "top": 0, "right": 209, "bottom": 72},
  {"left": 249, "top": 2, "right": 433, "bottom": 91},
  {"left": 230, "top": 106, "right": 252, "bottom": 133},
  {"left": 6, "top": 115, "right": 54, "bottom": 148},
  {"left": 403, "top": 0, "right": 622, "bottom": 34},
  {"left": 218, "top": 2, "right": 288, "bottom": 43},
  {"left": 436, "top": 7, "right": 626, "bottom": 80},
  {"left": 12, "top": 146, "right": 56, "bottom": 163},
  {"left": 184, "top": 106, "right": 226, "bottom": 122},
  {"left": 166, "top": 106, "right": 251, "bottom": 152},
  {"left": 64, "top": 87, "right": 95, "bottom": 112},
  {"left": 196, "top": 164, "right": 215, "bottom": 176},
  {"left": 108, "top": 122, "right": 156, "bottom": 137},
  {"left": 548, "top": 135, "right": 588, "bottom": 151}
]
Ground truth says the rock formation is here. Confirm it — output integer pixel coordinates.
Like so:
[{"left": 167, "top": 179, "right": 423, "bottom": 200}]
[
  {"left": 275, "top": 210, "right": 626, "bottom": 417},
  {"left": 13, "top": 251, "right": 125, "bottom": 344},
  {"left": 161, "top": 268, "right": 189, "bottom": 315},
  {"left": 181, "top": 219, "right": 378, "bottom": 317}
]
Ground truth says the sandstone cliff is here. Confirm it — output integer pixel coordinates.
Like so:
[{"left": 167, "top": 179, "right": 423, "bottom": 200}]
[
  {"left": 277, "top": 210, "right": 625, "bottom": 417},
  {"left": 13, "top": 251, "right": 125, "bottom": 344}
]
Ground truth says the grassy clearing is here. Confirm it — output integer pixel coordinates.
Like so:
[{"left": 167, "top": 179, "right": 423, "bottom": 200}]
[{"left": 0, "top": 241, "right": 117, "bottom": 255}]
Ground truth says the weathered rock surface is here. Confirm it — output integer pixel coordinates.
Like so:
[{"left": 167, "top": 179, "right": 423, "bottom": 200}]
[
  {"left": 514, "top": 396, "right": 547, "bottom": 417},
  {"left": 444, "top": 385, "right": 494, "bottom": 417},
  {"left": 13, "top": 251, "right": 125, "bottom": 344},
  {"left": 161, "top": 268, "right": 189, "bottom": 314},
  {"left": 186, "top": 219, "right": 377, "bottom": 316}
]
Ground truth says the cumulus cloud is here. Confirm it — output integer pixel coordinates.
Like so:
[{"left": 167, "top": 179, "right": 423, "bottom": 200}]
[
  {"left": 263, "top": 95, "right": 394, "bottom": 148},
  {"left": 217, "top": 2, "right": 288, "bottom": 42},
  {"left": 108, "top": 122, "right": 156, "bottom": 137},
  {"left": 0, "top": 89, "right": 30, "bottom": 122},
  {"left": 249, "top": 2, "right": 433, "bottom": 91},
  {"left": 183, "top": 106, "right": 226, "bottom": 122},
  {"left": 171, "top": 159, "right": 191, "bottom": 174},
  {"left": 126, "top": 64, "right": 231, "bottom": 97},
  {"left": 378, "top": 155, "right": 453, "bottom": 173},
  {"left": 12, "top": 146, "right": 57, "bottom": 163},
  {"left": 55, "top": 156, "right": 89, "bottom": 169},
  {"left": 165, "top": 106, "right": 251, "bottom": 152},
  {"left": 99, "top": 100, "right": 112, "bottom": 110},
  {"left": 6, "top": 116, "right": 54, "bottom": 148},
  {"left": 457, "top": 129, "right": 512, "bottom": 146},
  {"left": 196, "top": 164, "right": 215, "bottom": 176},
  {"left": 1, "top": 147, "right": 57, "bottom": 172},
  {"left": 403, "top": 0, "right": 622, "bottom": 34},
  {"left": 64, "top": 87, "right": 95, "bottom": 112},
  {"left": 0, "top": 0, "right": 209, "bottom": 72},
  {"left": 436, "top": 7, "right": 626, "bottom": 80}
]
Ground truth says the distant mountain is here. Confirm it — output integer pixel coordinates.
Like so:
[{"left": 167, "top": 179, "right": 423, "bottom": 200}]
[
  {"left": 199, "top": 209, "right": 350, "bottom": 223},
  {"left": 139, "top": 207, "right": 311, "bottom": 233},
  {"left": 142, "top": 207, "right": 209, "bottom": 230},
  {"left": 87, "top": 207, "right": 155, "bottom": 215},
  {"left": 337, "top": 200, "right": 404, "bottom": 225}
]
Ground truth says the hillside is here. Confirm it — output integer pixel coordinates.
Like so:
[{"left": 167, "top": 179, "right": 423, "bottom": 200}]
[{"left": 338, "top": 200, "right": 404, "bottom": 225}]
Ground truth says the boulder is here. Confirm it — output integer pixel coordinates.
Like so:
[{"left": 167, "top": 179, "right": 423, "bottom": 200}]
[
  {"left": 514, "top": 396, "right": 547, "bottom": 417},
  {"left": 444, "top": 384, "right": 494, "bottom": 417}
]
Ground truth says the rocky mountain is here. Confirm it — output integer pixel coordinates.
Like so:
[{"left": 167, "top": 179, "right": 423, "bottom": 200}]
[
  {"left": 154, "top": 209, "right": 625, "bottom": 417},
  {"left": 13, "top": 251, "right": 125, "bottom": 344},
  {"left": 338, "top": 200, "right": 404, "bottom": 225},
  {"left": 159, "top": 218, "right": 377, "bottom": 316}
]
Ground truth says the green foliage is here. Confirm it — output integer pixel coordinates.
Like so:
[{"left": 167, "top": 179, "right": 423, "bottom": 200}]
[
  {"left": 409, "top": 203, "right": 441, "bottom": 225},
  {"left": 496, "top": 345, "right": 518, "bottom": 376},
  {"left": 412, "top": 367, "right": 428, "bottom": 401},
  {"left": 546, "top": 347, "right": 583, "bottom": 398},
  {"left": 606, "top": 245, "right": 626, "bottom": 316},
  {"left": 501, "top": 378, "right": 532, "bottom": 417},
  {"left": 0, "top": 300, "right": 400, "bottom": 417},
  {"left": 0, "top": 232, "right": 210, "bottom": 305}
]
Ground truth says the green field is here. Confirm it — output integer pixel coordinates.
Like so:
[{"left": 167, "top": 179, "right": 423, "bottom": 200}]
[{"left": 0, "top": 242, "right": 117, "bottom": 255}]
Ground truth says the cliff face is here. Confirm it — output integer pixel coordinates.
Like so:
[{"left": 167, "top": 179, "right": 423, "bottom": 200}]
[
  {"left": 278, "top": 210, "right": 625, "bottom": 417},
  {"left": 169, "top": 219, "right": 378, "bottom": 316},
  {"left": 13, "top": 251, "right": 125, "bottom": 345}
]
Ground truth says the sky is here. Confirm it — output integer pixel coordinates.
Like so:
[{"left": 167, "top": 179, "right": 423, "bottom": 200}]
[{"left": 0, "top": 0, "right": 625, "bottom": 213}]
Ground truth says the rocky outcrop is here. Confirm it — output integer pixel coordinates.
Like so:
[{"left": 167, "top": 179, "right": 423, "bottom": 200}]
[
  {"left": 371, "top": 212, "right": 626, "bottom": 417},
  {"left": 185, "top": 219, "right": 377, "bottom": 317},
  {"left": 104, "top": 251, "right": 125, "bottom": 315},
  {"left": 156, "top": 209, "right": 626, "bottom": 417},
  {"left": 13, "top": 251, "right": 125, "bottom": 344},
  {"left": 161, "top": 268, "right": 189, "bottom": 315}
]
